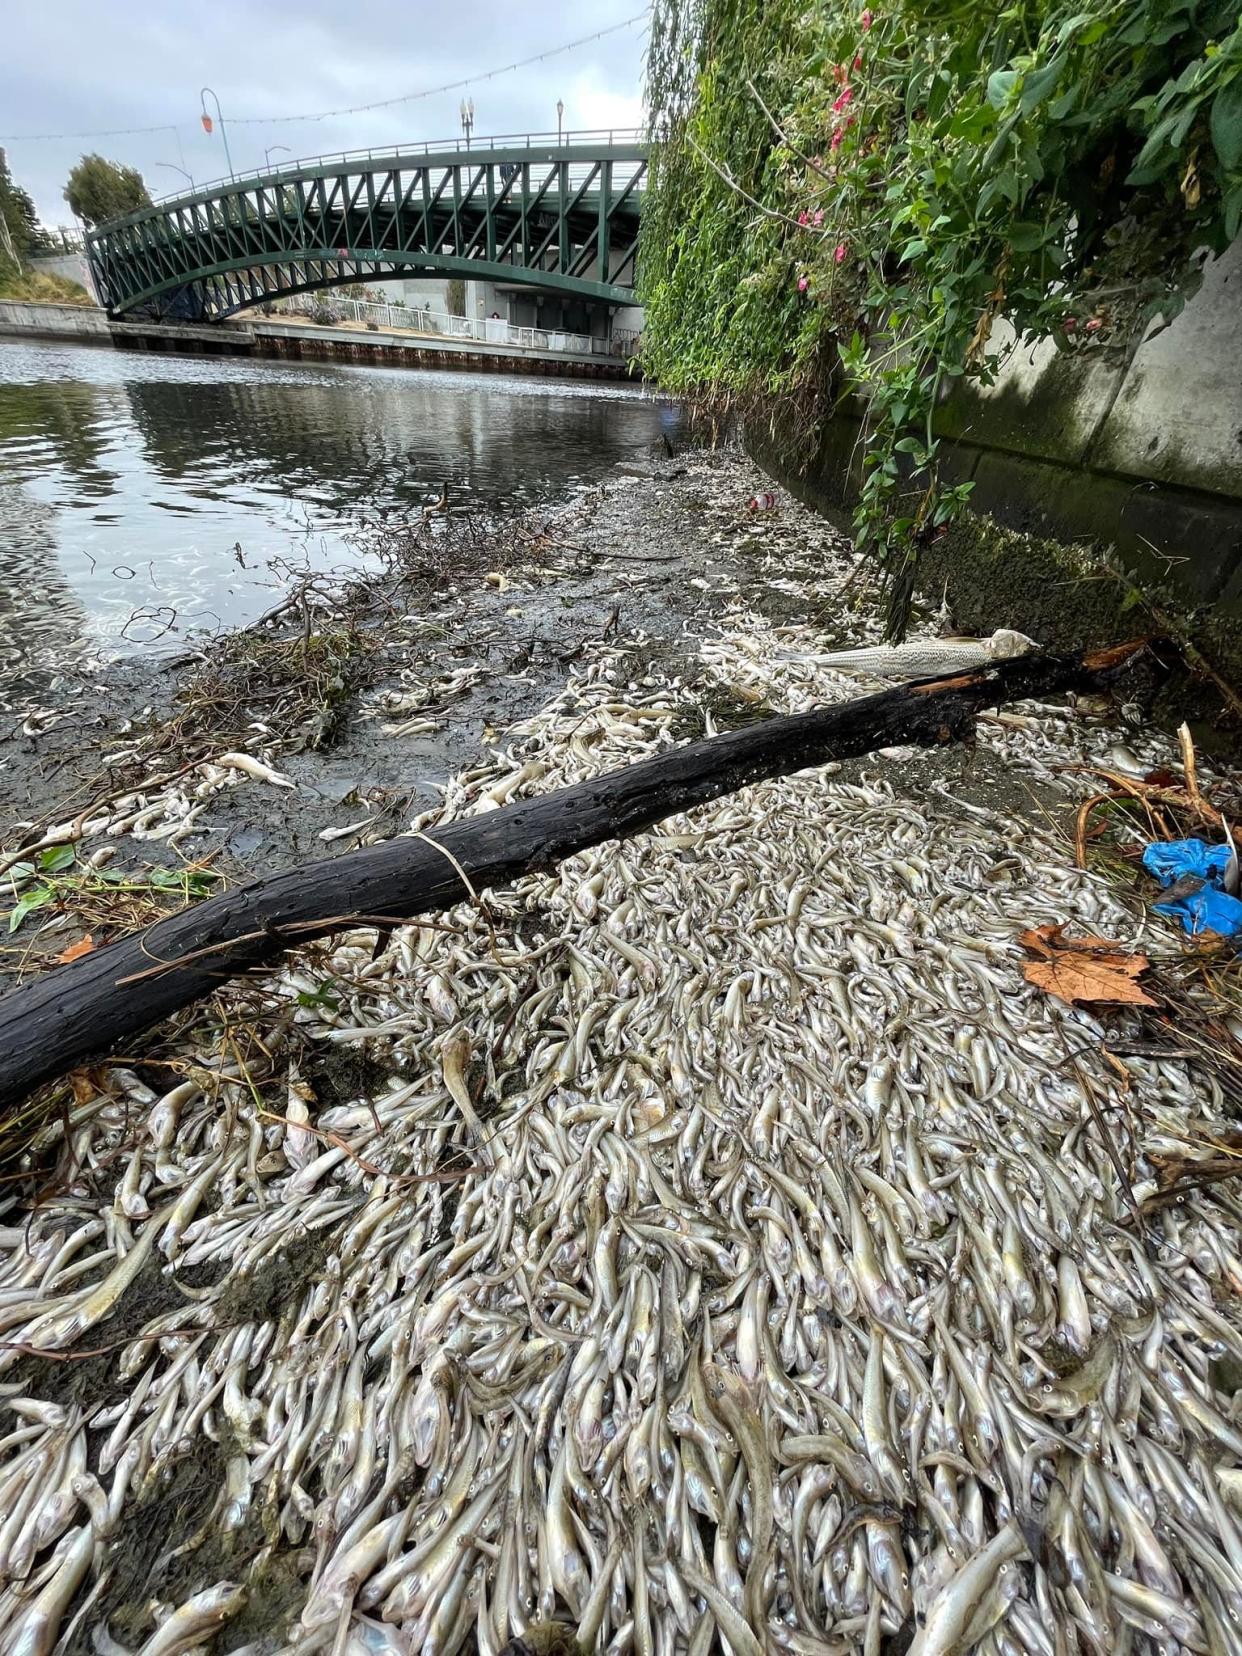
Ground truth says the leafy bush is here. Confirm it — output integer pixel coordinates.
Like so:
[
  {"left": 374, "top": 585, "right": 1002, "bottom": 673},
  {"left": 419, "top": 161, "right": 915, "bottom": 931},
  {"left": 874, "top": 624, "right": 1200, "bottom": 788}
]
[
  {"left": 643, "top": 0, "right": 1242, "bottom": 633},
  {"left": 64, "top": 154, "right": 150, "bottom": 228}
]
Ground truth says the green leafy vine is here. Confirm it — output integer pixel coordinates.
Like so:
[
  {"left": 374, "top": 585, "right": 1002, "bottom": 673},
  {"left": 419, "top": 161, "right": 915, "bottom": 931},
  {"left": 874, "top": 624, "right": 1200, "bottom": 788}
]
[{"left": 641, "top": 0, "right": 1242, "bottom": 635}]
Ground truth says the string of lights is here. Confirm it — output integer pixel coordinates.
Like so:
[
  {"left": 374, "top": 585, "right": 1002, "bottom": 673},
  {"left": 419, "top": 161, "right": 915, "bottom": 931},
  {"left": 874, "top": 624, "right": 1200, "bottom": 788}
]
[{"left": 0, "top": 13, "right": 647, "bottom": 143}]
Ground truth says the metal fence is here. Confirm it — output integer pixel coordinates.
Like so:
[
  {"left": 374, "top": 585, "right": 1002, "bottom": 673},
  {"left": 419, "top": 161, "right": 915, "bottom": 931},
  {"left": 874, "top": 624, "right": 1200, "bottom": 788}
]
[
  {"left": 270, "top": 294, "right": 640, "bottom": 358},
  {"left": 33, "top": 227, "right": 85, "bottom": 253}
]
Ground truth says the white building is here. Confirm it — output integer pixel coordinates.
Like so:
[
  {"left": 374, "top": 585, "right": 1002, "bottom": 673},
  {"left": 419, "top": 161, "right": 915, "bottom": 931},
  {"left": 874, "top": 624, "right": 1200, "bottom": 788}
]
[{"left": 371, "top": 277, "right": 641, "bottom": 352}]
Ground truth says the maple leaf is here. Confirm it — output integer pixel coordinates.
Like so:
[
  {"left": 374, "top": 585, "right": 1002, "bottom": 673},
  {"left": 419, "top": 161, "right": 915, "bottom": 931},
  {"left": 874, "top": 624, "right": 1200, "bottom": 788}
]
[
  {"left": 1020, "top": 926, "right": 1155, "bottom": 1007},
  {"left": 55, "top": 935, "right": 95, "bottom": 964},
  {"left": 1019, "top": 923, "right": 1063, "bottom": 959},
  {"left": 1019, "top": 924, "right": 1131, "bottom": 960}
]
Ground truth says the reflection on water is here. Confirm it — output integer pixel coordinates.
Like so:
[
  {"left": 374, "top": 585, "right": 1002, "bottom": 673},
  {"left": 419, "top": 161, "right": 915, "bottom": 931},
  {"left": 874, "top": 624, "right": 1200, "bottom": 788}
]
[{"left": 0, "top": 340, "right": 677, "bottom": 670}]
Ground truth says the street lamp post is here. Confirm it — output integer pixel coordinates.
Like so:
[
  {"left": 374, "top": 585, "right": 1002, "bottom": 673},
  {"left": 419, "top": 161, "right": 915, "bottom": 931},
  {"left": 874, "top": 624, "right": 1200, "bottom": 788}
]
[
  {"left": 155, "top": 162, "right": 195, "bottom": 193},
  {"left": 200, "top": 88, "right": 235, "bottom": 180},
  {"left": 460, "top": 97, "right": 475, "bottom": 150},
  {"left": 557, "top": 100, "right": 564, "bottom": 144},
  {"left": 264, "top": 144, "right": 291, "bottom": 173}
]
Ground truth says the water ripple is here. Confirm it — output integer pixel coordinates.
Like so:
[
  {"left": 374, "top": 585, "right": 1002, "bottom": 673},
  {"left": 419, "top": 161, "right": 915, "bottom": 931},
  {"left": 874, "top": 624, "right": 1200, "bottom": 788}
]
[{"left": 0, "top": 339, "right": 675, "bottom": 675}]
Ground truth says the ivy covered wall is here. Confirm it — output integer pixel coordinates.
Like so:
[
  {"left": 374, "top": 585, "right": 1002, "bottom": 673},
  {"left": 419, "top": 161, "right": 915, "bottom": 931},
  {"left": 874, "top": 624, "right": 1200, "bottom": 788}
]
[{"left": 640, "top": 0, "right": 1242, "bottom": 634}]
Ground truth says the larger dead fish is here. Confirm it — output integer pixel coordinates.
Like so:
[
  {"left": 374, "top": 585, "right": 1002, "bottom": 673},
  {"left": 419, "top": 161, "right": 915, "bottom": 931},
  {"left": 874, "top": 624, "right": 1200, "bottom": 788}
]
[{"left": 788, "top": 628, "right": 1039, "bottom": 679}]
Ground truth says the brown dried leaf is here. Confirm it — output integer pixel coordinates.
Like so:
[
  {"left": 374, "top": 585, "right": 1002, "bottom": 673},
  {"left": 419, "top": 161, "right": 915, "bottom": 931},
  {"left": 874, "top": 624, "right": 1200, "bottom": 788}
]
[
  {"left": 1020, "top": 923, "right": 1132, "bottom": 959},
  {"left": 1018, "top": 923, "right": 1063, "bottom": 958},
  {"left": 1065, "top": 933, "right": 1132, "bottom": 955},
  {"left": 56, "top": 935, "right": 95, "bottom": 964},
  {"left": 1020, "top": 921, "right": 1154, "bottom": 1006},
  {"left": 1023, "top": 951, "right": 1155, "bottom": 1007},
  {"left": 1181, "top": 153, "right": 1201, "bottom": 210},
  {"left": 69, "top": 1069, "right": 96, "bottom": 1105}
]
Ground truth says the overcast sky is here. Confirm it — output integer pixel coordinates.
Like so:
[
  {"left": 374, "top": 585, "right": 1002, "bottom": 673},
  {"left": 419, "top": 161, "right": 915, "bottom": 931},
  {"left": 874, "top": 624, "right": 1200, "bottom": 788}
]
[{"left": 2, "top": 1, "right": 648, "bottom": 224}]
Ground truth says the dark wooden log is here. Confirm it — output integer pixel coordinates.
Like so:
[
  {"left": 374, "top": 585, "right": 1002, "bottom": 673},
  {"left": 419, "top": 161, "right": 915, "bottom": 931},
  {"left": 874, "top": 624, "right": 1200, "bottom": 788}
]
[{"left": 0, "top": 641, "right": 1153, "bottom": 1107}]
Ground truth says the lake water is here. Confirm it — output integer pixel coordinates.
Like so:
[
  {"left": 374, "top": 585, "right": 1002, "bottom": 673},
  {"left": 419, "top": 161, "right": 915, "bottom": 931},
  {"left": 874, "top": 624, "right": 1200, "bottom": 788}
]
[{"left": 0, "top": 340, "right": 678, "bottom": 672}]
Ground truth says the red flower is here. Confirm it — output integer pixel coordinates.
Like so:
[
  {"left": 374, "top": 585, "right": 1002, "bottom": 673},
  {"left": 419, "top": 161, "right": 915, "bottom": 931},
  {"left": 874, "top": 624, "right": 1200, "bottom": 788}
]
[
  {"left": 798, "top": 210, "right": 809, "bottom": 225},
  {"left": 861, "top": 7, "right": 873, "bottom": 28},
  {"left": 834, "top": 242, "right": 848, "bottom": 263},
  {"left": 854, "top": 53, "right": 863, "bottom": 69},
  {"left": 831, "top": 130, "right": 845, "bottom": 152},
  {"left": 833, "top": 87, "right": 853, "bottom": 113},
  {"left": 1063, "top": 316, "right": 1078, "bottom": 332}
]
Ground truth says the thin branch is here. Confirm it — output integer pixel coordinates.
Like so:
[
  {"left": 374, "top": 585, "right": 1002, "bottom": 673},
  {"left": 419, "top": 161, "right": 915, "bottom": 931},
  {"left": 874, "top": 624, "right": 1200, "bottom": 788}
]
[
  {"left": 745, "top": 77, "right": 837, "bottom": 185},
  {"left": 0, "top": 1322, "right": 215, "bottom": 1361},
  {"left": 257, "top": 1106, "right": 480, "bottom": 1187},
  {"left": 686, "top": 135, "right": 815, "bottom": 234}
]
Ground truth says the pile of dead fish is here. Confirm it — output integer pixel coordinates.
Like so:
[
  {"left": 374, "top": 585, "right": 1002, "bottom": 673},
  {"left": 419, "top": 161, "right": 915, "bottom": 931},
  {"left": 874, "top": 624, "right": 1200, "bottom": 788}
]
[{"left": 2, "top": 593, "right": 1241, "bottom": 1654}]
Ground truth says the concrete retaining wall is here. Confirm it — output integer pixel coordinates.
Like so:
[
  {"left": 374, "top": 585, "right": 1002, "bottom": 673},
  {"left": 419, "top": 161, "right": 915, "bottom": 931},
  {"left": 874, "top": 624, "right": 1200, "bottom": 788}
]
[
  {"left": 752, "top": 240, "right": 1242, "bottom": 692},
  {"left": 0, "top": 300, "right": 636, "bottom": 381},
  {"left": 0, "top": 300, "right": 108, "bottom": 339},
  {"left": 26, "top": 250, "right": 98, "bottom": 300},
  {"left": 245, "top": 318, "right": 636, "bottom": 380}
]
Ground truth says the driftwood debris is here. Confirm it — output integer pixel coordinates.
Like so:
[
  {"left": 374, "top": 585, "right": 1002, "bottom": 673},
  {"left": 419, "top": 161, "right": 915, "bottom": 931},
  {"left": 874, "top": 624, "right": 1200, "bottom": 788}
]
[{"left": 0, "top": 640, "right": 1153, "bottom": 1109}]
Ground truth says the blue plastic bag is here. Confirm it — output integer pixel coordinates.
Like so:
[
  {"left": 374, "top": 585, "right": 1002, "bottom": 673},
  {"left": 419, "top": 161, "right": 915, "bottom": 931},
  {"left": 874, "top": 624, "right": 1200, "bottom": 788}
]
[{"left": 1142, "top": 837, "right": 1242, "bottom": 941}]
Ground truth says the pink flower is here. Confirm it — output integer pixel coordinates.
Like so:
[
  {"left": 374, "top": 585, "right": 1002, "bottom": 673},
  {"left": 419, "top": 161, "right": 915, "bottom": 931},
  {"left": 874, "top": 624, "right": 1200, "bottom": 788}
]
[
  {"left": 1063, "top": 316, "right": 1077, "bottom": 332},
  {"left": 798, "top": 210, "right": 809, "bottom": 225},
  {"left": 833, "top": 87, "right": 853, "bottom": 114},
  {"left": 834, "top": 242, "right": 848, "bottom": 263},
  {"left": 1085, "top": 317, "right": 1102, "bottom": 333},
  {"left": 854, "top": 53, "right": 863, "bottom": 69},
  {"left": 861, "top": 7, "right": 873, "bottom": 28},
  {"left": 812, "top": 208, "right": 824, "bottom": 227},
  {"left": 833, "top": 63, "right": 848, "bottom": 84},
  {"left": 831, "top": 129, "right": 845, "bottom": 152},
  {"left": 797, "top": 275, "right": 809, "bottom": 292}
]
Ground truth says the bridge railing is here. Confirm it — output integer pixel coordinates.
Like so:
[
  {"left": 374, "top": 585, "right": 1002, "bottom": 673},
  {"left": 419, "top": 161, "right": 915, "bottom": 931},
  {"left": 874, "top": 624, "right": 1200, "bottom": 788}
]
[
  {"left": 149, "top": 128, "right": 649, "bottom": 210},
  {"left": 267, "top": 293, "right": 639, "bottom": 358},
  {"left": 33, "top": 225, "right": 85, "bottom": 252}
]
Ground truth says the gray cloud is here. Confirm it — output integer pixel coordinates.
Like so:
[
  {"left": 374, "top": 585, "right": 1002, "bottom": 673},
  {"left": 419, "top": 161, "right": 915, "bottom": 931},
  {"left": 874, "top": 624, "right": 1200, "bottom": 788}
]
[{"left": 2, "top": 1, "right": 647, "bottom": 224}]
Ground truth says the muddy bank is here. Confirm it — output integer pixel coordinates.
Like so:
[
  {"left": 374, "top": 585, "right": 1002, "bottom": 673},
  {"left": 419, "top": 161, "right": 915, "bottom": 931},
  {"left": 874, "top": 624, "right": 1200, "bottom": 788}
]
[
  {"left": 0, "top": 449, "right": 858, "bottom": 980},
  {"left": 0, "top": 440, "right": 1215, "bottom": 995},
  {"left": 745, "top": 418, "right": 1242, "bottom": 745}
]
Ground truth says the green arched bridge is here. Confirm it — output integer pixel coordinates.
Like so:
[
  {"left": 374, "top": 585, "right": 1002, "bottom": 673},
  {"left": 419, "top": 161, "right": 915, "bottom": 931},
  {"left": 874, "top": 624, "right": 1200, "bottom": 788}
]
[{"left": 86, "top": 131, "right": 648, "bottom": 323}]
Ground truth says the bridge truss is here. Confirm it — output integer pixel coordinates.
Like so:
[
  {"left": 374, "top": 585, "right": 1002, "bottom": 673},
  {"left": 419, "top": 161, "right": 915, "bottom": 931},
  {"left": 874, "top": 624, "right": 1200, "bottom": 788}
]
[{"left": 87, "top": 132, "right": 648, "bottom": 322}]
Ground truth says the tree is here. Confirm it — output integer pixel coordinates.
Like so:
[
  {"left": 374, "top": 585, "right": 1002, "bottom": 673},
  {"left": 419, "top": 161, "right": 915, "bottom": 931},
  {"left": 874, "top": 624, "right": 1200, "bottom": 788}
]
[
  {"left": 0, "top": 147, "right": 39, "bottom": 268},
  {"left": 64, "top": 154, "right": 150, "bottom": 228}
]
